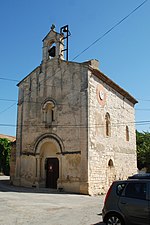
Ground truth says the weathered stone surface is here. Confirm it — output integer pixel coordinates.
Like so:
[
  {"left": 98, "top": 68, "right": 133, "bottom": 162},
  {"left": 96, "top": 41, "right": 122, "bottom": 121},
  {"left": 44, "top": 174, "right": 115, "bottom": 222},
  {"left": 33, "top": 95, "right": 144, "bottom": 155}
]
[{"left": 12, "top": 28, "right": 137, "bottom": 195}]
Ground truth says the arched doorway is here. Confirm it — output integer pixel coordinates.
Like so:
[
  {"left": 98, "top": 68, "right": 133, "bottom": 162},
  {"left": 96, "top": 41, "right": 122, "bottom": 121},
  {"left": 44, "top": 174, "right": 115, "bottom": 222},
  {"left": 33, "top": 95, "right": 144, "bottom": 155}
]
[
  {"left": 34, "top": 133, "right": 64, "bottom": 189},
  {"left": 46, "top": 157, "right": 59, "bottom": 188}
]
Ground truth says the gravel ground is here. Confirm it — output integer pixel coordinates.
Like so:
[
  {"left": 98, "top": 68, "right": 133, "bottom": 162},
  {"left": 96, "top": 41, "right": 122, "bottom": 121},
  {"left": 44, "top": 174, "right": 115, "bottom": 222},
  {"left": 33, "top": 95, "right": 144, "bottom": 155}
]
[{"left": 0, "top": 176, "right": 105, "bottom": 225}]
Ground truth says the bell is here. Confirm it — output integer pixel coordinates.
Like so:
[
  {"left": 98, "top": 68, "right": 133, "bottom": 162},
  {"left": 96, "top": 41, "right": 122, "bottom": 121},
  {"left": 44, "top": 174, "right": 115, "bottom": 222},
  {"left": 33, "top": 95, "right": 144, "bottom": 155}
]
[{"left": 63, "top": 27, "right": 68, "bottom": 33}]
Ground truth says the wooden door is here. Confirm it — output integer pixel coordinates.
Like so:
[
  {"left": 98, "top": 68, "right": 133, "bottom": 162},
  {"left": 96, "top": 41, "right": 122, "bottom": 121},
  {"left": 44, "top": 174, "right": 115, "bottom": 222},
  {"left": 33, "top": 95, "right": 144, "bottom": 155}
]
[{"left": 46, "top": 158, "right": 59, "bottom": 189}]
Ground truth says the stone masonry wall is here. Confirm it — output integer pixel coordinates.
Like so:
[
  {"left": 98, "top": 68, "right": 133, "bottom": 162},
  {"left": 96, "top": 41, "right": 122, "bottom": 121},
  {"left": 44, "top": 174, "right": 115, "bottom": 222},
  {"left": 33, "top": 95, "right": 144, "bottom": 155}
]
[
  {"left": 88, "top": 71, "right": 137, "bottom": 195},
  {"left": 14, "top": 57, "right": 137, "bottom": 195},
  {"left": 15, "top": 59, "right": 89, "bottom": 192}
]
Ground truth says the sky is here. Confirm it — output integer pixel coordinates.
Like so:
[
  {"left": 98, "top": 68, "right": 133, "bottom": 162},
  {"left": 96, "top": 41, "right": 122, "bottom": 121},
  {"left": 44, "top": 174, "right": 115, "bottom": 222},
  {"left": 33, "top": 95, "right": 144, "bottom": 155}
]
[{"left": 0, "top": 0, "right": 150, "bottom": 137}]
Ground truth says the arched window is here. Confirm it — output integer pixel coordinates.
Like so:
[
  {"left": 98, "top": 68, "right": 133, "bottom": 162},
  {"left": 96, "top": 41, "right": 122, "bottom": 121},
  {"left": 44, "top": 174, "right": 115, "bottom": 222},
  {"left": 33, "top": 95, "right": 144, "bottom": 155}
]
[
  {"left": 126, "top": 126, "right": 129, "bottom": 141},
  {"left": 108, "top": 159, "right": 114, "bottom": 167},
  {"left": 42, "top": 100, "right": 55, "bottom": 127},
  {"left": 105, "top": 112, "right": 111, "bottom": 137},
  {"left": 107, "top": 159, "right": 115, "bottom": 188}
]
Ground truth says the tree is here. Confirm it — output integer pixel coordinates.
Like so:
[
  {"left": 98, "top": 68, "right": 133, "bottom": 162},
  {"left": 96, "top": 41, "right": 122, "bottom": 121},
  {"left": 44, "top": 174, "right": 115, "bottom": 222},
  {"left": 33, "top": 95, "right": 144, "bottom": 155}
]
[
  {"left": 136, "top": 130, "right": 150, "bottom": 172},
  {"left": 0, "top": 138, "right": 11, "bottom": 175}
]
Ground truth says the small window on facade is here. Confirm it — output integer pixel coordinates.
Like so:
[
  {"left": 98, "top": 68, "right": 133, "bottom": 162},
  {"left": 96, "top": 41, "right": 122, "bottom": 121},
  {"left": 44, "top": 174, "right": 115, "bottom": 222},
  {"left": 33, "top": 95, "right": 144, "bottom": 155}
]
[
  {"left": 126, "top": 126, "right": 129, "bottom": 141},
  {"left": 108, "top": 159, "right": 114, "bottom": 167},
  {"left": 42, "top": 100, "right": 55, "bottom": 127},
  {"left": 105, "top": 112, "right": 111, "bottom": 136}
]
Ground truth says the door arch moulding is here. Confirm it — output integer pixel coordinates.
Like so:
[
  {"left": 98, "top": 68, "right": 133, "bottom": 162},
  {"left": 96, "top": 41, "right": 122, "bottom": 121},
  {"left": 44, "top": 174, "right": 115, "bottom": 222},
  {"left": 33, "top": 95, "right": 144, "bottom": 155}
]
[{"left": 34, "top": 133, "right": 64, "bottom": 155}]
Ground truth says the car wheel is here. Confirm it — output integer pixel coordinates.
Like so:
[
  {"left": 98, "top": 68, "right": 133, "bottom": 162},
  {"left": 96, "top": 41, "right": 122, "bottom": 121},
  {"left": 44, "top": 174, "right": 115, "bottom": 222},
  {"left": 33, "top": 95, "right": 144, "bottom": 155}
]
[{"left": 105, "top": 214, "right": 124, "bottom": 225}]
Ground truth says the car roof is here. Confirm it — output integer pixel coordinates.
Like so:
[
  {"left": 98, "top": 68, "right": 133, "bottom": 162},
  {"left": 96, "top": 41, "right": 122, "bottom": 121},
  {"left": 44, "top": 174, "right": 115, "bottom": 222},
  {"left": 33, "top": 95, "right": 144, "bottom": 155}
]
[
  {"left": 128, "top": 173, "right": 150, "bottom": 179},
  {"left": 112, "top": 178, "right": 150, "bottom": 185}
]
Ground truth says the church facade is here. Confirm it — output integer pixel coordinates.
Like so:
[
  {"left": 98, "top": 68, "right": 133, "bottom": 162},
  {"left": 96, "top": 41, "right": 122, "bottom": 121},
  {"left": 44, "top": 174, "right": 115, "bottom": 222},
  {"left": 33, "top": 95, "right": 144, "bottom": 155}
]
[{"left": 12, "top": 26, "right": 138, "bottom": 195}]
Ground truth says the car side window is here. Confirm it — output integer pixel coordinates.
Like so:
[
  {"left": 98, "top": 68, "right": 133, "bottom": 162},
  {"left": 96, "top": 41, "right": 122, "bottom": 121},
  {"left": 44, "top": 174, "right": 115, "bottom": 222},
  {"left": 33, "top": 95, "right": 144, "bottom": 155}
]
[
  {"left": 116, "top": 183, "right": 126, "bottom": 196},
  {"left": 125, "top": 183, "right": 147, "bottom": 200}
]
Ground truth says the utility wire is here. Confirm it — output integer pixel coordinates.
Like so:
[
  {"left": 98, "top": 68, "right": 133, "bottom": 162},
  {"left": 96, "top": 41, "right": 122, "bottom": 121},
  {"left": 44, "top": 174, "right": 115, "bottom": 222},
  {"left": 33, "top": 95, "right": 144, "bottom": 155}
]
[
  {"left": 0, "top": 120, "right": 150, "bottom": 128},
  {"left": 2, "top": 95, "right": 150, "bottom": 104},
  {"left": 0, "top": 0, "right": 148, "bottom": 114},
  {"left": 136, "top": 109, "right": 150, "bottom": 111},
  {"left": 137, "top": 98, "right": 150, "bottom": 102},
  {"left": 1, "top": 99, "right": 150, "bottom": 111},
  {"left": 0, "top": 0, "right": 148, "bottom": 85},
  {"left": 0, "top": 98, "right": 16, "bottom": 102},
  {"left": 0, "top": 103, "right": 16, "bottom": 114},
  {"left": 72, "top": 0, "right": 148, "bottom": 61},
  {"left": 0, "top": 77, "right": 19, "bottom": 82}
]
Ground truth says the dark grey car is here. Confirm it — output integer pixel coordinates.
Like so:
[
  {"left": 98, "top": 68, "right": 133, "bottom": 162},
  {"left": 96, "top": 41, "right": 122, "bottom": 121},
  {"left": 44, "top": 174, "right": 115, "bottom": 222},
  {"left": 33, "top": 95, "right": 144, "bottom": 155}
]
[{"left": 102, "top": 179, "right": 150, "bottom": 225}]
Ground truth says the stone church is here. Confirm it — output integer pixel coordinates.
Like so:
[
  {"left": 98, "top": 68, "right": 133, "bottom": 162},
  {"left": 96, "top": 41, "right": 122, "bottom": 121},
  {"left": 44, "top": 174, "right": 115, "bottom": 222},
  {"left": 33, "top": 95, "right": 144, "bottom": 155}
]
[{"left": 12, "top": 25, "right": 138, "bottom": 195}]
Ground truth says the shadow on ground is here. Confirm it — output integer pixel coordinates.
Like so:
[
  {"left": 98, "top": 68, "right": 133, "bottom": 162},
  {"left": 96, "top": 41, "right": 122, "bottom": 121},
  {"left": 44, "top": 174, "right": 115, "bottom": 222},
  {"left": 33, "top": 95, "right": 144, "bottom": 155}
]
[
  {"left": 91, "top": 222, "right": 105, "bottom": 225},
  {"left": 0, "top": 177, "right": 67, "bottom": 194},
  {"left": 90, "top": 213, "right": 105, "bottom": 225}
]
